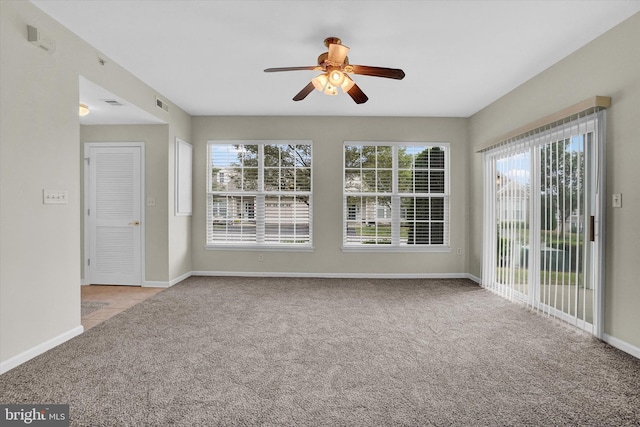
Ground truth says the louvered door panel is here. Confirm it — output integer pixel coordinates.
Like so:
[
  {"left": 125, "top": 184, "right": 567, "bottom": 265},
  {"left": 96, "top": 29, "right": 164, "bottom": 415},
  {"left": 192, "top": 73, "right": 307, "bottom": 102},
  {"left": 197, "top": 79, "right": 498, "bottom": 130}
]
[
  {"left": 96, "top": 227, "right": 134, "bottom": 273},
  {"left": 96, "top": 153, "right": 134, "bottom": 220},
  {"left": 87, "top": 145, "right": 142, "bottom": 285}
]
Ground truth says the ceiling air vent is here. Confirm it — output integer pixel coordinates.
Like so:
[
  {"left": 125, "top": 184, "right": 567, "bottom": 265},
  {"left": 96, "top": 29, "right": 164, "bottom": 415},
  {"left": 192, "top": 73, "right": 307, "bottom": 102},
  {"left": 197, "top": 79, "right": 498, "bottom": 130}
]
[
  {"left": 101, "top": 99, "right": 123, "bottom": 106},
  {"left": 156, "top": 97, "right": 169, "bottom": 113}
]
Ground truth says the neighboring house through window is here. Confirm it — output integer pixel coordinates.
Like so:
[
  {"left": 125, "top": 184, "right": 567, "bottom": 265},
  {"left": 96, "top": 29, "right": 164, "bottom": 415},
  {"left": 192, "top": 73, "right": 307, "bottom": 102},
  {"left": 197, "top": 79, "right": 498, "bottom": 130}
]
[
  {"left": 207, "top": 141, "right": 312, "bottom": 248},
  {"left": 343, "top": 142, "right": 450, "bottom": 250}
]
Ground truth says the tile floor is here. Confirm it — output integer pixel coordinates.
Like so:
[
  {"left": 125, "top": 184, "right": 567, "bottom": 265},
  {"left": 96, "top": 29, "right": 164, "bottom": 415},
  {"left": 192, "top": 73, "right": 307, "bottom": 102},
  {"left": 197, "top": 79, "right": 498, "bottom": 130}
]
[{"left": 81, "top": 285, "right": 164, "bottom": 330}]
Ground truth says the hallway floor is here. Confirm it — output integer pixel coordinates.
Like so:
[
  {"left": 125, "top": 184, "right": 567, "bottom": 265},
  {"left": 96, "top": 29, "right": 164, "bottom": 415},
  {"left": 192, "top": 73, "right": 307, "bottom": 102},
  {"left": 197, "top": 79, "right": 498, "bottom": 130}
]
[{"left": 81, "top": 285, "right": 164, "bottom": 330}]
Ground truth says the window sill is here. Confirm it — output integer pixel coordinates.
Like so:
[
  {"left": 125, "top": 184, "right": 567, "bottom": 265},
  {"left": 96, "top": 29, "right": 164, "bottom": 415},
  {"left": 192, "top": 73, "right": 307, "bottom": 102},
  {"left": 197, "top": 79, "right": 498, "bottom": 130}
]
[
  {"left": 205, "top": 244, "right": 314, "bottom": 252},
  {"left": 341, "top": 245, "right": 451, "bottom": 253}
]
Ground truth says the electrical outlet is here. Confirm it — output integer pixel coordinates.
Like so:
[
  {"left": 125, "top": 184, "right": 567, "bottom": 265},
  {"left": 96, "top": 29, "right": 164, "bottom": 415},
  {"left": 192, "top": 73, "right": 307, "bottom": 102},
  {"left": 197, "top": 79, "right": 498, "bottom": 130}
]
[
  {"left": 147, "top": 197, "right": 156, "bottom": 207},
  {"left": 612, "top": 193, "right": 622, "bottom": 208},
  {"left": 456, "top": 248, "right": 462, "bottom": 255},
  {"left": 258, "top": 253, "right": 264, "bottom": 262}
]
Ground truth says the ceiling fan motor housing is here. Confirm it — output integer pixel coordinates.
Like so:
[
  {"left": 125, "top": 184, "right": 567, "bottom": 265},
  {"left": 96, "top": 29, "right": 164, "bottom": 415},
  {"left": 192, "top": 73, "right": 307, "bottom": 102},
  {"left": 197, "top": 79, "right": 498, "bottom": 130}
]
[
  {"left": 324, "top": 37, "right": 341, "bottom": 47},
  {"left": 317, "top": 52, "right": 349, "bottom": 67}
]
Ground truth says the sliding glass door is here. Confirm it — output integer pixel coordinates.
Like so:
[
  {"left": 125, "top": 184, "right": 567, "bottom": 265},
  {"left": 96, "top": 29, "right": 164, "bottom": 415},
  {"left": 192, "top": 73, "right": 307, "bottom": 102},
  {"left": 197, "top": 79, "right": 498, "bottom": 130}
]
[
  {"left": 537, "top": 130, "right": 594, "bottom": 328},
  {"left": 483, "top": 111, "right": 605, "bottom": 337}
]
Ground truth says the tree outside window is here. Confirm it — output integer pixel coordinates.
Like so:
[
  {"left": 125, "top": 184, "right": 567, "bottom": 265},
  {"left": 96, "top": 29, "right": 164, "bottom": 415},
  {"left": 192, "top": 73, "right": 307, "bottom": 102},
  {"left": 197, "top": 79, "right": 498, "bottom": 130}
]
[
  {"left": 343, "top": 142, "right": 449, "bottom": 249},
  {"left": 207, "top": 141, "right": 312, "bottom": 247}
]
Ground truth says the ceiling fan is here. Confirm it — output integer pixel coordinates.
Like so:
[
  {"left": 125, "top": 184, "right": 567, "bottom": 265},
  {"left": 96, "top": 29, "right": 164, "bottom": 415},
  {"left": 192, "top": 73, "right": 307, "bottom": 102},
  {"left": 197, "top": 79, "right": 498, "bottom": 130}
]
[{"left": 264, "top": 37, "right": 405, "bottom": 104}]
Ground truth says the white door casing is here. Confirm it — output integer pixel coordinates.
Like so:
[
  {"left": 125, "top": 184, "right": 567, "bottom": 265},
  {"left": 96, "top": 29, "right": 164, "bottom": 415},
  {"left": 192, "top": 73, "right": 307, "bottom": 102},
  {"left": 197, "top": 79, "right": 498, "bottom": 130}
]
[{"left": 84, "top": 143, "right": 144, "bottom": 285}]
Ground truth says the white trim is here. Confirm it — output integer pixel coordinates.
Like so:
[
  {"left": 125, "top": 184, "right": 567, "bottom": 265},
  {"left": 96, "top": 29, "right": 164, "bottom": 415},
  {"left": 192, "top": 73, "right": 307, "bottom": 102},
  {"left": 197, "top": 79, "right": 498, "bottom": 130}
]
[
  {"left": 603, "top": 334, "right": 640, "bottom": 360},
  {"left": 593, "top": 111, "right": 607, "bottom": 339},
  {"left": 143, "top": 281, "right": 172, "bottom": 288},
  {"left": 144, "top": 271, "right": 192, "bottom": 288},
  {"left": 160, "top": 270, "right": 479, "bottom": 282},
  {"left": 175, "top": 138, "right": 193, "bottom": 216},
  {"left": 205, "top": 244, "right": 314, "bottom": 252},
  {"left": 0, "top": 326, "right": 84, "bottom": 375},
  {"left": 466, "top": 273, "right": 482, "bottom": 284},
  {"left": 342, "top": 245, "right": 451, "bottom": 253},
  {"left": 192, "top": 270, "right": 474, "bottom": 280}
]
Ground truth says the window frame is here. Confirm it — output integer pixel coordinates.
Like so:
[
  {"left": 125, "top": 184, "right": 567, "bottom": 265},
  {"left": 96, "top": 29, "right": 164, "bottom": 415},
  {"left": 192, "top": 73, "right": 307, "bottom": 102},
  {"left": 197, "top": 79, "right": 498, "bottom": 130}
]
[
  {"left": 206, "top": 140, "right": 313, "bottom": 251},
  {"left": 342, "top": 141, "right": 451, "bottom": 252}
]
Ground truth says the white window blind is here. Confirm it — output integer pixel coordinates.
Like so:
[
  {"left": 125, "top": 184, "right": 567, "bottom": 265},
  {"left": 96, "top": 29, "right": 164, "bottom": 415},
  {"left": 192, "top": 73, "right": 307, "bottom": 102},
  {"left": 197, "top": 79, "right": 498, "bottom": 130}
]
[
  {"left": 343, "top": 142, "right": 449, "bottom": 251},
  {"left": 207, "top": 141, "right": 312, "bottom": 248}
]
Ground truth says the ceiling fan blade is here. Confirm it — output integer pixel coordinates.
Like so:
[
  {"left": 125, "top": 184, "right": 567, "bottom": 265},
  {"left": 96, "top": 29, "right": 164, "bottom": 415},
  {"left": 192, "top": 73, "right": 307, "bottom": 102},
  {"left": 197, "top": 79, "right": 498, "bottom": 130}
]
[
  {"left": 264, "top": 66, "right": 320, "bottom": 73},
  {"left": 327, "top": 43, "right": 349, "bottom": 64},
  {"left": 349, "top": 65, "right": 405, "bottom": 80},
  {"left": 346, "top": 83, "right": 368, "bottom": 104},
  {"left": 292, "top": 82, "right": 316, "bottom": 101}
]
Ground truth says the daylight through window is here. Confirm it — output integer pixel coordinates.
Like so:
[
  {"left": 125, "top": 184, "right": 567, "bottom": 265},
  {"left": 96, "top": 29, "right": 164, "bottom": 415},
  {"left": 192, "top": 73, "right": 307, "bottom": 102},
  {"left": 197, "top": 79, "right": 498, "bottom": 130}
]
[
  {"left": 343, "top": 142, "right": 449, "bottom": 250},
  {"left": 207, "top": 141, "right": 312, "bottom": 248}
]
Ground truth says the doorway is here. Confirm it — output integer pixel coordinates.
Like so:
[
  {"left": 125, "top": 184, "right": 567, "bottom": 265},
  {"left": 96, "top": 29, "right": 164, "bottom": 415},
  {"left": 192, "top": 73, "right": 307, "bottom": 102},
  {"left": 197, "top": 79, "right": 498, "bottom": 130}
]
[{"left": 84, "top": 142, "right": 145, "bottom": 285}]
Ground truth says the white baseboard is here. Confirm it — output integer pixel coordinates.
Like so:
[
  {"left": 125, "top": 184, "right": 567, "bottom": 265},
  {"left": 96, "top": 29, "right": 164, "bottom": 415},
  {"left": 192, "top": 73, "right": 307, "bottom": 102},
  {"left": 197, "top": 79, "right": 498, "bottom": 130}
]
[
  {"left": 602, "top": 333, "right": 640, "bottom": 360},
  {"left": 144, "top": 271, "right": 192, "bottom": 288},
  {"left": 191, "top": 270, "right": 477, "bottom": 280},
  {"left": 465, "top": 273, "right": 482, "bottom": 284},
  {"left": 0, "top": 325, "right": 84, "bottom": 375},
  {"left": 143, "top": 281, "right": 168, "bottom": 288},
  {"left": 90, "top": 271, "right": 481, "bottom": 287}
]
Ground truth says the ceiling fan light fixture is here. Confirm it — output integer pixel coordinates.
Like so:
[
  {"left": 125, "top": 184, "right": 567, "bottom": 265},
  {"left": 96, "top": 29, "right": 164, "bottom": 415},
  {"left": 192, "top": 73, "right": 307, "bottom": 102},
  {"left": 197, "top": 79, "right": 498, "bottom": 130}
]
[
  {"left": 311, "top": 74, "right": 326, "bottom": 91},
  {"left": 340, "top": 75, "right": 355, "bottom": 93},
  {"left": 312, "top": 74, "right": 337, "bottom": 95},
  {"left": 328, "top": 69, "right": 346, "bottom": 87},
  {"left": 323, "top": 84, "right": 337, "bottom": 96},
  {"left": 79, "top": 103, "right": 90, "bottom": 116}
]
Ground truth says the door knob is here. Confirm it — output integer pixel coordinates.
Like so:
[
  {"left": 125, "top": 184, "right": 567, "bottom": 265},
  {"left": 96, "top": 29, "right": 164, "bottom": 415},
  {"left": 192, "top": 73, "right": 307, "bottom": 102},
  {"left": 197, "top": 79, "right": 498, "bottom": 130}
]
[{"left": 129, "top": 221, "right": 140, "bottom": 226}]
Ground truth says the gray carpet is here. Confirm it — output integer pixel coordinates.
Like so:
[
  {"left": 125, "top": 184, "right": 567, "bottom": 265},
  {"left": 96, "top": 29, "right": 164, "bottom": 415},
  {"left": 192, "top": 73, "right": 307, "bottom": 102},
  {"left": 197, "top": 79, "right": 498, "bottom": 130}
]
[{"left": 1, "top": 276, "right": 639, "bottom": 426}]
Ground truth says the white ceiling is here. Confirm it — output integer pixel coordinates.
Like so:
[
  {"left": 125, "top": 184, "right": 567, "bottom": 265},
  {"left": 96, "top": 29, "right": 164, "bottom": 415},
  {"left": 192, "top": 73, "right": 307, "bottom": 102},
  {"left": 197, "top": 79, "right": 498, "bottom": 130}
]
[
  {"left": 34, "top": 1, "right": 640, "bottom": 120},
  {"left": 79, "top": 76, "right": 166, "bottom": 125}
]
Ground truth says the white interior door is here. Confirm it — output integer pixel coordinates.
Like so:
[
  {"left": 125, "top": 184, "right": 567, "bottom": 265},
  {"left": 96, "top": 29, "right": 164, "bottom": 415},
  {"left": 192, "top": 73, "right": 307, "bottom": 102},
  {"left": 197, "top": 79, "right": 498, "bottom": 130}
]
[{"left": 85, "top": 143, "right": 143, "bottom": 285}]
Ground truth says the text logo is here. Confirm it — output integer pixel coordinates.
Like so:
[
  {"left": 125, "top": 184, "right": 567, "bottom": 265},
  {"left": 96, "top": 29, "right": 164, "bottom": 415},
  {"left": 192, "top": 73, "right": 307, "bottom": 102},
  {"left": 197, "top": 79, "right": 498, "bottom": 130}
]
[{"left": 0, "top": 405, "right": 69, "bottom": 426}]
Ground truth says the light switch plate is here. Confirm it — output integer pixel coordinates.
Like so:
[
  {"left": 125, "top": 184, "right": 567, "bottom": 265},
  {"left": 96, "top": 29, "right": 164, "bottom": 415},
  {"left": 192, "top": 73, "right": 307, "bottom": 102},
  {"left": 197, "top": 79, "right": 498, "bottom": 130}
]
[
  {"left": 43, "top": 189, "right": 68, "bottom": 204},
  {"left": 612, "top": 193, "right": 622, "bottom": 208}
]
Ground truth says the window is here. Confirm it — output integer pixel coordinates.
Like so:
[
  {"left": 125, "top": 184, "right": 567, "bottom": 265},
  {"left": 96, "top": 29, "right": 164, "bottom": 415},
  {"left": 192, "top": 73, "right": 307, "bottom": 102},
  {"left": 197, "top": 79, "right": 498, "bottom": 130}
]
[
  {"left": 343, "top": 142, "right": 449, "bottom": 250},
  {"left": 207, "top": 141, "right": 312, "bottom": 248}
]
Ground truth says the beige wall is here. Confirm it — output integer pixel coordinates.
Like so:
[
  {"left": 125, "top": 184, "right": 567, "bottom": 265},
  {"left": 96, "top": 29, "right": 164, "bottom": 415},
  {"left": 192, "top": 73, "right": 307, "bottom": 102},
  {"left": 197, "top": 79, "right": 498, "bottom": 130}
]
[
  {"left": 168, "top": 116, "right": 193, "bottom": 282},
  {"left": 192, "top": 116, "right": 469, "bottom": 276},
  {"left": 469, "top": 13, "right": 640, "bottom": 349},
  {"left": 0, "top": 1, "right": 82, "bottom": 366},
  {"left": 0, "top": 1, "right": 190, "bottom": 368}
]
